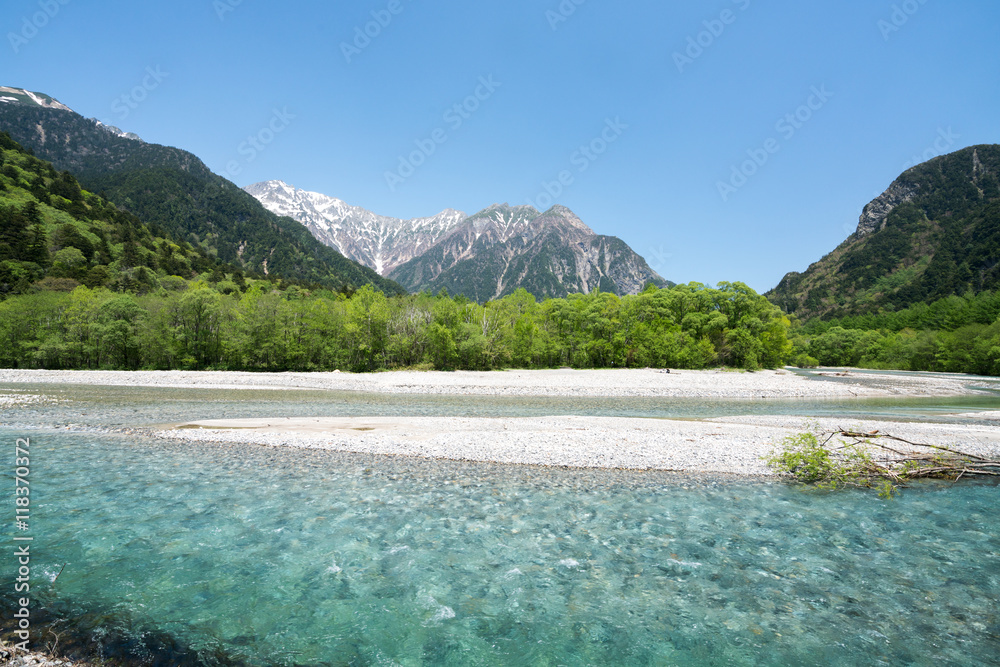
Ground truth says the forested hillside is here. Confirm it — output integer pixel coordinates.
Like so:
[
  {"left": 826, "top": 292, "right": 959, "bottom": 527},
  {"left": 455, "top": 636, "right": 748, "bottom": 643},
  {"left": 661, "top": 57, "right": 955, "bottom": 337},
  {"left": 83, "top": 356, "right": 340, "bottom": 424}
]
[
  {"left": 4, "top": 99, "right": 999, "bottom": 376},
  {"left": 769, "top": 145, "right": 1000, "bottom": 319},
  {"left": 0, "top": 103, "right": 404, "bottom": 294},
  {"left": 0, "top": 131, "right": 243, "bottom": 297},
  {"left": 0, "top": 120, "right": 790, "bottom": 376}
]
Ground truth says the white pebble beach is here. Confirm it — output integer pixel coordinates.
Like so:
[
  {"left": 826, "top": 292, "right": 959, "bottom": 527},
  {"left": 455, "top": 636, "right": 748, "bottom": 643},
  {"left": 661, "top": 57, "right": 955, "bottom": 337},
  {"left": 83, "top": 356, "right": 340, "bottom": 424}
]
[{"left": 3, "top": 368, "right": 998, "bottom": 475}]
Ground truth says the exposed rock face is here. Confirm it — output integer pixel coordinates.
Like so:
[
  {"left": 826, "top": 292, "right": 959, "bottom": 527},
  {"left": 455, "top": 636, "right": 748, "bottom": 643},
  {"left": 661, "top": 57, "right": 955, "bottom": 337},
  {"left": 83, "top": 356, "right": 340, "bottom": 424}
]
[
  {"left": 388, "top": 204, "right": 669, "bottom": 301},
  {"left": 90, "top": 119, "right": 143, "bottom": 142},
  {"left": 855, "top": 180, "right": 918, "bottom": 238},
  {"left": 245, "top": 180, "right": 466, "bottom": 275},
  {"left": 247, "top": 183, "right": 669, "bottom": 301}
]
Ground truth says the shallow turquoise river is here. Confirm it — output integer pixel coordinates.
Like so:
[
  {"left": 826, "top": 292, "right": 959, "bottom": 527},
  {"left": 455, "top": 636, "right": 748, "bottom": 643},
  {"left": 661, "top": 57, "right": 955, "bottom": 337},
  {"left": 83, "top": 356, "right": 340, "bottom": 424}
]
[{"left": 2, "top": 378, "right": 999, "bottom": 666}]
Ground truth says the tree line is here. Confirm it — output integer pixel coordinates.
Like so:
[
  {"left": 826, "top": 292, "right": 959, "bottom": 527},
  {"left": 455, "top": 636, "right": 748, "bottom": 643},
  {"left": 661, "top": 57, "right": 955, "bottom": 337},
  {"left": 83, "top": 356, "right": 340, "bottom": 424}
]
[
  {"left": 789, "top": 290, "right": 1000, "bottom": 375},
  {"left": 0, "top": 281, "right": 791, "bottom": 372}
]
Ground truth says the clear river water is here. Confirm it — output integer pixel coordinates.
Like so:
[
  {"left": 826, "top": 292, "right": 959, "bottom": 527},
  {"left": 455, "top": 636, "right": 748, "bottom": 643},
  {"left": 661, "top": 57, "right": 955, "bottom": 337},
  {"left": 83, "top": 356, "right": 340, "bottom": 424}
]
[{"left": 1, "top": 375, "right": 998, "bottom": 666}]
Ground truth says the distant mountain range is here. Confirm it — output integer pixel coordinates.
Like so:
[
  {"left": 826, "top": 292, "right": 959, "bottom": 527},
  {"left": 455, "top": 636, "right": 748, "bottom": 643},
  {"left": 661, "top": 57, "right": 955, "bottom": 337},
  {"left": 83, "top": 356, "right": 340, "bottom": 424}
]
[
  {"left": 389, "top": 203, "right": 669, "bottom": 301},
  {"left": 1, "top": 85, "right": 666, "bottom": 301},
  {"left": 9, "top": 86, "right": 996, "bottom": 315},
  {"left": 247, "top": 181, "right": 669, "bottom": 301},
  {"left": 768, "top": 144, "right": 1000, "bottom": 318},
  {"left": 0, "top": 87, "right": 404, "bottom": 294}
]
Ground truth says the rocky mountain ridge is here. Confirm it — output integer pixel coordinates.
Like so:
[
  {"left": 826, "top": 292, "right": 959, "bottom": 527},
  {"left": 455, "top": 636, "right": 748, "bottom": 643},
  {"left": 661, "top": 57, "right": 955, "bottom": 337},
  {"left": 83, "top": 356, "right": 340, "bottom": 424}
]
[
  {"left": 0, "top": 86, "right": 143, "bottom": 141},
  {"left": 383, "top": 203, "right": 668, "bottom": 301},
  {"left": 244, "top": 180, "right": 466, "bottom": 275},
  {"left": 0, "top": 86, "right": 72, "bottom": 111},
  {"left": 247, "top": 182, "right": 669, "bottom": 301}
]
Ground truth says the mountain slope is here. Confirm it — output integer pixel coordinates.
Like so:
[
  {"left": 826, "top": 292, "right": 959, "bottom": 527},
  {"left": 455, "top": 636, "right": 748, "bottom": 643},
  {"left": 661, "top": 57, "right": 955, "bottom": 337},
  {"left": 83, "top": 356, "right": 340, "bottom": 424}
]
[
  {"left": 245, "top": 180, "right": 466, "bottom": 275},
  {"left": 389, "top": 203, "right": 669, "bottom": 301},
  {"left": 0, "top": 131, "right": 237, "bottom": 296},
  {"left": 768, "top": 145, "right": 1000, "bottom": 319},
  {"left": 0, "top": 92, "right": 405, "bottom": 294}
]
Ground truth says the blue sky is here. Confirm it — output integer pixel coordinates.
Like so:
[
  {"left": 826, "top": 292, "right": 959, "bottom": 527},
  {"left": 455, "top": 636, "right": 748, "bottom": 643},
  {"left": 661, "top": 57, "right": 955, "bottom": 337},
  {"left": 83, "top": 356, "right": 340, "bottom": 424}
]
[{"left": 3, "top": 0, "right": 998, "bottom": 292}]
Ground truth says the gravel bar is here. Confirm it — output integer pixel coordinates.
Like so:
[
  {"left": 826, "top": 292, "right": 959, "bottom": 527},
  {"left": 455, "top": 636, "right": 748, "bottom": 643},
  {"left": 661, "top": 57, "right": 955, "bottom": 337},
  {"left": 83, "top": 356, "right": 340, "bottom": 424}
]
[
  {"left": 155, "top": 413, "right": 1000, "bottom": 476},
  {"left": 0, "top": 367, "right": 991, "bottom": 397},
  {"left": 4, "top": 368, "right": 997, "bottom": 475}
]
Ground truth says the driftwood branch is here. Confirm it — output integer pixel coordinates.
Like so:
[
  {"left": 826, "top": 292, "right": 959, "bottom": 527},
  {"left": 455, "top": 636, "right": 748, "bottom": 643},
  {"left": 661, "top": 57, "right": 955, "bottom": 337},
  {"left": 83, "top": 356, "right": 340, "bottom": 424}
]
[
  {"left": 766, "top": 429, "right": 1000, "bottom": 497},
  {"left": 836, "top": 429, "right": 991, "bottom": 462}
]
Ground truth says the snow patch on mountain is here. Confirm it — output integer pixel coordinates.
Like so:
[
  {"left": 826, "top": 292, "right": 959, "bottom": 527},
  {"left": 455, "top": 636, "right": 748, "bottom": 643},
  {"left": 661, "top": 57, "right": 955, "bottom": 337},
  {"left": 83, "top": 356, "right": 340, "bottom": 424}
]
[
  {"left": 90, "top": 119, "right": 143, "bottom": 142},
  {"left": 0, "top": 86, "right": 72, "bottom": 112}
]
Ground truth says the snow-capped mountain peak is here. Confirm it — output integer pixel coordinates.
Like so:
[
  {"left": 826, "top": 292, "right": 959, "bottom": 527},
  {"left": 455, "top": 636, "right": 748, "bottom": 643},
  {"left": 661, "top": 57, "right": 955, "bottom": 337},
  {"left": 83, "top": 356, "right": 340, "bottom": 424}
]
[
  {"left": 1, "top": 85, "right": 143, "bottom": 141},
  {"left": 245, "top": 180, "right": 467, "bottom": 276},
  {"left": 247, "top": 182, "right": 668, "bottom": 301}
]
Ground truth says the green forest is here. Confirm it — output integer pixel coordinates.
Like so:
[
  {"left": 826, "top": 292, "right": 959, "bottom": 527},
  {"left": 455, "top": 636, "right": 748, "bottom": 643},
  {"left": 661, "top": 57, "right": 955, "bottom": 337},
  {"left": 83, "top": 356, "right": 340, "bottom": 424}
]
[
  {"left": 0, "top": 282, "right": 790, "bottom": 372},
  {"left": 0, "top": 132, "right": 232, "bottom": 297},
  {"left": 789, "top": 290, "right": 1000, "bottom": 375}
]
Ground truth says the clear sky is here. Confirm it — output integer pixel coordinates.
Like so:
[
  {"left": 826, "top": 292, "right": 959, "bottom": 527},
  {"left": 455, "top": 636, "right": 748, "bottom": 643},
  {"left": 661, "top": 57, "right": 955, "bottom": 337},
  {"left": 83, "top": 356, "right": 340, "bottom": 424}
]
[{"left": 3, "top": 0, "right": 998, "bottom": 292}]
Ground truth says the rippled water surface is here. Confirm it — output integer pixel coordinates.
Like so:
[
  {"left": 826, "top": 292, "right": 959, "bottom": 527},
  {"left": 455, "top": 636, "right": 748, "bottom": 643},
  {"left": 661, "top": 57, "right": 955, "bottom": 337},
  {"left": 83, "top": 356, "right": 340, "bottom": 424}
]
[
  {"left": 1, "top": 379, "right": 999, "bottom": 665},
  {"left": 2, "top": 429, "right": 998, "bottom": 666}
]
